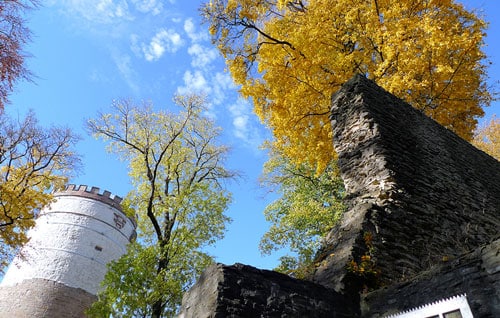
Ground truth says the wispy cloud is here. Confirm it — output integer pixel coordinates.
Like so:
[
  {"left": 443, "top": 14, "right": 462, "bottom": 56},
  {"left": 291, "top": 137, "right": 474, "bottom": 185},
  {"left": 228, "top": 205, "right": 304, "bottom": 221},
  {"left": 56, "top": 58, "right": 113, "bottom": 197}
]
[
  {"left": 55, "top": 0, "right": 266, "bottom": 150},
  {"left": 177, "top": 17, "right": 267, "bottom": 150},
  {"left": 49, "top": 0, "right": 187, "bottom": 94},
  {"left": 178, "top": 17, "right": 217, "bottom": 92},
  {"left": 184, "top": 18, "right": 209, "bottom": 43},
  {"left": 188, "top": 44, "right": 219, "bottom": 68},
  {"left": 177, "top": 70, "right": 211, "bottom": 95},
  {"left": 142, "top": 28, "right": 184, "bottom": 61},
  {"left": 228, "top": 98, "right": 265, "bottom": 149},
  {"left": 211, "top": 72, "right": 234, "bottom": 105},
  {"left": 55, "top": 0, "right": 134, "bottom": 25},
  {"left": 131, "top": 0, "right": 163, "bottom": 15},
  {"left": 177, "top": 18, "right": 227, "bottom": 104},
  {"left": 112, "top": 52, "right": 140, "bottom": 94},
  {"left": 54, "top": 0, "right": 171, "bottom": 23}
]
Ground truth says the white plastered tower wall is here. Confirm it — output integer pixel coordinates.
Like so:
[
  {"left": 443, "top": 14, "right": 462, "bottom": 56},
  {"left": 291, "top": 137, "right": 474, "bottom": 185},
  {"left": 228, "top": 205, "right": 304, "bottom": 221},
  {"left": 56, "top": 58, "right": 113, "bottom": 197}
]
[{"left": 0, "top": 184, "right": 137, "bottom": 317}]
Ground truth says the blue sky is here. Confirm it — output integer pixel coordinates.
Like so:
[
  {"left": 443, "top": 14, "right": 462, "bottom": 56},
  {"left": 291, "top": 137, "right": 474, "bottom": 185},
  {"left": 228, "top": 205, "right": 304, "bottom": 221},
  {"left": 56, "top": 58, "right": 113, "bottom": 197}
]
[{"left": 6, "top": 0, "right": 500, "bottom": 271}]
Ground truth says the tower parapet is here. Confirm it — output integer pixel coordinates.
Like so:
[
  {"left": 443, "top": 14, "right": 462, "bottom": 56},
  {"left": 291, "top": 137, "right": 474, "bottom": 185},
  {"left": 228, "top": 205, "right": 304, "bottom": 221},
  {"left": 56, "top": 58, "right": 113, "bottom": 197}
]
[
  {"left": 0, "top": 184, "right": 136, "bottom": 317},
  {"left": 52, "top": 184, "right": 137, "bottom": 229},
  {"left": 54, "top": 183, "right": 122, "bottom": 209}
]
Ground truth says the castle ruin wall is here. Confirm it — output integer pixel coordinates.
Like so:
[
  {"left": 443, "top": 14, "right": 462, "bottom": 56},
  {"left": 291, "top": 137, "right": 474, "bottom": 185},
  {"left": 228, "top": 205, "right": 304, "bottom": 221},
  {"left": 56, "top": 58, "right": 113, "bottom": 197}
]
[
  {"left": 311, "top": 74, "right": 500, "bottom": 294},
  {"left": 177, "top": 75, "right": 499, "bottom": 317}
]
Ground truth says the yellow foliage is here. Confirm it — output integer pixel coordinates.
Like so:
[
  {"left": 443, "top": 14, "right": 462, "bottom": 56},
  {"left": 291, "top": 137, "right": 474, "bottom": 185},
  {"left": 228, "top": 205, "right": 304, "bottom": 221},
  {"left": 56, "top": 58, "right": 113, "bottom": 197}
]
[
  {"left": 0, "top": 110, "right": 80, "bottom": 269},
  {"left": 0, "top": 166, "right": 68, "bottom": 269},
  {"left": 472, "top": 115, "right": 500, "bottom": 160},
  {"left": 204, "top": 0, "right": 491, "bottom": 171}
]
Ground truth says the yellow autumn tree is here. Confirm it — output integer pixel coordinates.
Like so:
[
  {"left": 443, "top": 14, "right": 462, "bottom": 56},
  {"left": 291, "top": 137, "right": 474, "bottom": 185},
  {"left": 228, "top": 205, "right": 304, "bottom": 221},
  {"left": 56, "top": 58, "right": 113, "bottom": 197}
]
[
  {"left": 204, "top": 0, "right": 492, "bottom": 171},
  {"left": 473, "top": 115, "right": 500, "bottom": 160},
  {"left": 0, "top": 110, "right": 80, "bottom": 269}
]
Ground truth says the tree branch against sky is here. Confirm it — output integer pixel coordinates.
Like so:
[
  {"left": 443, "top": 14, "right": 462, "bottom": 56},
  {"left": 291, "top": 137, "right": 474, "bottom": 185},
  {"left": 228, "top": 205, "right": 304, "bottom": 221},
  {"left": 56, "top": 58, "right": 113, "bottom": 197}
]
[
  {"left": 259, "top": 146, "right": 345, "bottom": 278},
  {"left": 0, "top": 0, "right": 38, "bottom": 109},
  {"left": 86, "top": 94, "right": 237, "bottom": 317},
  {"left": 0, "top": 110, "right": 81, "bottom": 270},
  {"left": 203, "top": 0, "right": 492, "bottom": 172}
]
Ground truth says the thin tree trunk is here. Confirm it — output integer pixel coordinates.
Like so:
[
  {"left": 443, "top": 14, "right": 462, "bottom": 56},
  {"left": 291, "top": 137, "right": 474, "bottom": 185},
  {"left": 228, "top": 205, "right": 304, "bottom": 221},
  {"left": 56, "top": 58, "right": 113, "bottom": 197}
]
[{"left": 151, "top": 239, "right": 169, "bottom": 317}]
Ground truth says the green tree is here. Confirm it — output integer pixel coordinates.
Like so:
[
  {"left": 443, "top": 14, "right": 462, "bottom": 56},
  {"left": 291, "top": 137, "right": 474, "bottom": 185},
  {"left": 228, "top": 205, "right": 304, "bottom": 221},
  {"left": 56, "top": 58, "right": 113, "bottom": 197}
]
[
  {"left": 0, "top": 110, "right": 80, "bottom": 269},
  {"left": 203, "top": 0, "right": 491, "bottom": 172},
  {"left": 260, "top": 146, "right": 345, "bottom": 278},
  {"left": 86, "top": 95, "right": 236, "bottom": 317}
]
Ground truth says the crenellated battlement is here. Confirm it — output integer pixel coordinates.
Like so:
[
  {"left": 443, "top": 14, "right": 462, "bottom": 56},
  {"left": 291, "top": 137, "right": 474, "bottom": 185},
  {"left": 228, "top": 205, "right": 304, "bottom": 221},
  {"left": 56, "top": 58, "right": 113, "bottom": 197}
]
[
  {"left": 0, "top": 183, "right": 137, "bottom": 316},
  {"left": 53, "top": 184, "right": 123, "bottom": 212},
  {"left": 51, "top": 184, "right": 137, "bottom": 235}
]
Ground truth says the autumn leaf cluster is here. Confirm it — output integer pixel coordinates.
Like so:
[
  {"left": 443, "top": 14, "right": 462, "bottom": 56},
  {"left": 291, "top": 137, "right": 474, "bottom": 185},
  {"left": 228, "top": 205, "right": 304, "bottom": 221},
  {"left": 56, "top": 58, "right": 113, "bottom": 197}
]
[
  {"left": 473, "top": 115, "right": 500, "bottom": 160},
  {"left": 204, "top": 0, "right": 491, "bottom": 172}
]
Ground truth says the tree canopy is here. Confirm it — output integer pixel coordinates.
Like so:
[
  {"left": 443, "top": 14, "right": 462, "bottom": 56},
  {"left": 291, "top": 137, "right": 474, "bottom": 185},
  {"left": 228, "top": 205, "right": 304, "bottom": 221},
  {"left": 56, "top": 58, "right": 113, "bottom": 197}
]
[
  {"left": 0, "top": 110, "right": 80, "bottom": 269},
  {"left": 259, "top": 147, "right": 344, "bottom": 278},
  {"left": 86, "top": 95, "right": 236, "bottom": 317},
  {"left": 473, "top": 115, "right": 500, "bottom": 160},
  {"left": 203, "top": 0, "right": 492, "bottom": 172}
]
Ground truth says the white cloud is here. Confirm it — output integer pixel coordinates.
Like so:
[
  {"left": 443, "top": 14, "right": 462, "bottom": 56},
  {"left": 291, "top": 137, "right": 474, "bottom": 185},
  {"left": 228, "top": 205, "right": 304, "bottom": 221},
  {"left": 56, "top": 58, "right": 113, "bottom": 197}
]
[
  {"left": 97, "top": 0, "right": 130, "bottom": 19},
  {"left": 233, "top": 115, "right": 249, "bottom": 140},
  {"left": 228, "top": 98, "right": 264, "bottom": 149},
  {"left": 56, "top": 0, "right": 134, "bottom": 25},
  {"left": 131, "top": 0, "right": 163, "bottom": 15},
  {"left": 187, "top": 44, "right": 219, "bottom": 68},
  {"left": 184, "top": 18, "right": 209, "bottom": 43},
  {"left": 177, "top": 70, "right": 212, "bottom": 95},
  {"left": 211, "top": 72, "right": 235, "bottom": 105},
  {"left": 130, "top": 33, "right": 141, "bottom": 56},
  {"left": 142, "top": 28, "right": 184, "bottom": 61},
  {"left": 177, "top": 70, "right": 220, "bottom": 118}
]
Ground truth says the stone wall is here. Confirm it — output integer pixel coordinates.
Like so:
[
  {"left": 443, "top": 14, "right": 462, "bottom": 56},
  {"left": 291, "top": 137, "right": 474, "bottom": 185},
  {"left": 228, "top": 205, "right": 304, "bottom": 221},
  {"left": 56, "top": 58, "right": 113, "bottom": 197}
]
[
  {"left": 362, "top": 238, "right": 500, "bottom": 317},
  {"left": 177, "top": 75, "right": 500, "bottom": 317},
  {"left": 178, "top": 263, "right": 355, "bottom": 318},
  {"left": 311, "top": 74, "right": 500, "bottom": 295},
  {"left": 0, "top": 278, "right": 96, "bottom": 317}
]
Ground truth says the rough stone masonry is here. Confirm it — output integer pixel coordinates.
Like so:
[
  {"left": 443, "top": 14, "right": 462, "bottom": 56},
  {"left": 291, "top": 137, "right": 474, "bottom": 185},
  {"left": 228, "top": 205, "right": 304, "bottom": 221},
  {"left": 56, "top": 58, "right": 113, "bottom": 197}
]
[
  {"left": 177, "top": 75, "right": 500, "bottom": 317},
  {"left": 312, "top": 74, "right": 499, "bottom": 296}
]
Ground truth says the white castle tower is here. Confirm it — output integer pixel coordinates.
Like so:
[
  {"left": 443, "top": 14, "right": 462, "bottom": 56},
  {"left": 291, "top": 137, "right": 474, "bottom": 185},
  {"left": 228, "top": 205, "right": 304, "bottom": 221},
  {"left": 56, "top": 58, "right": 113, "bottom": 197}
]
[{"left": 0, "top": 184, "right": 136, "bottom": 317}]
